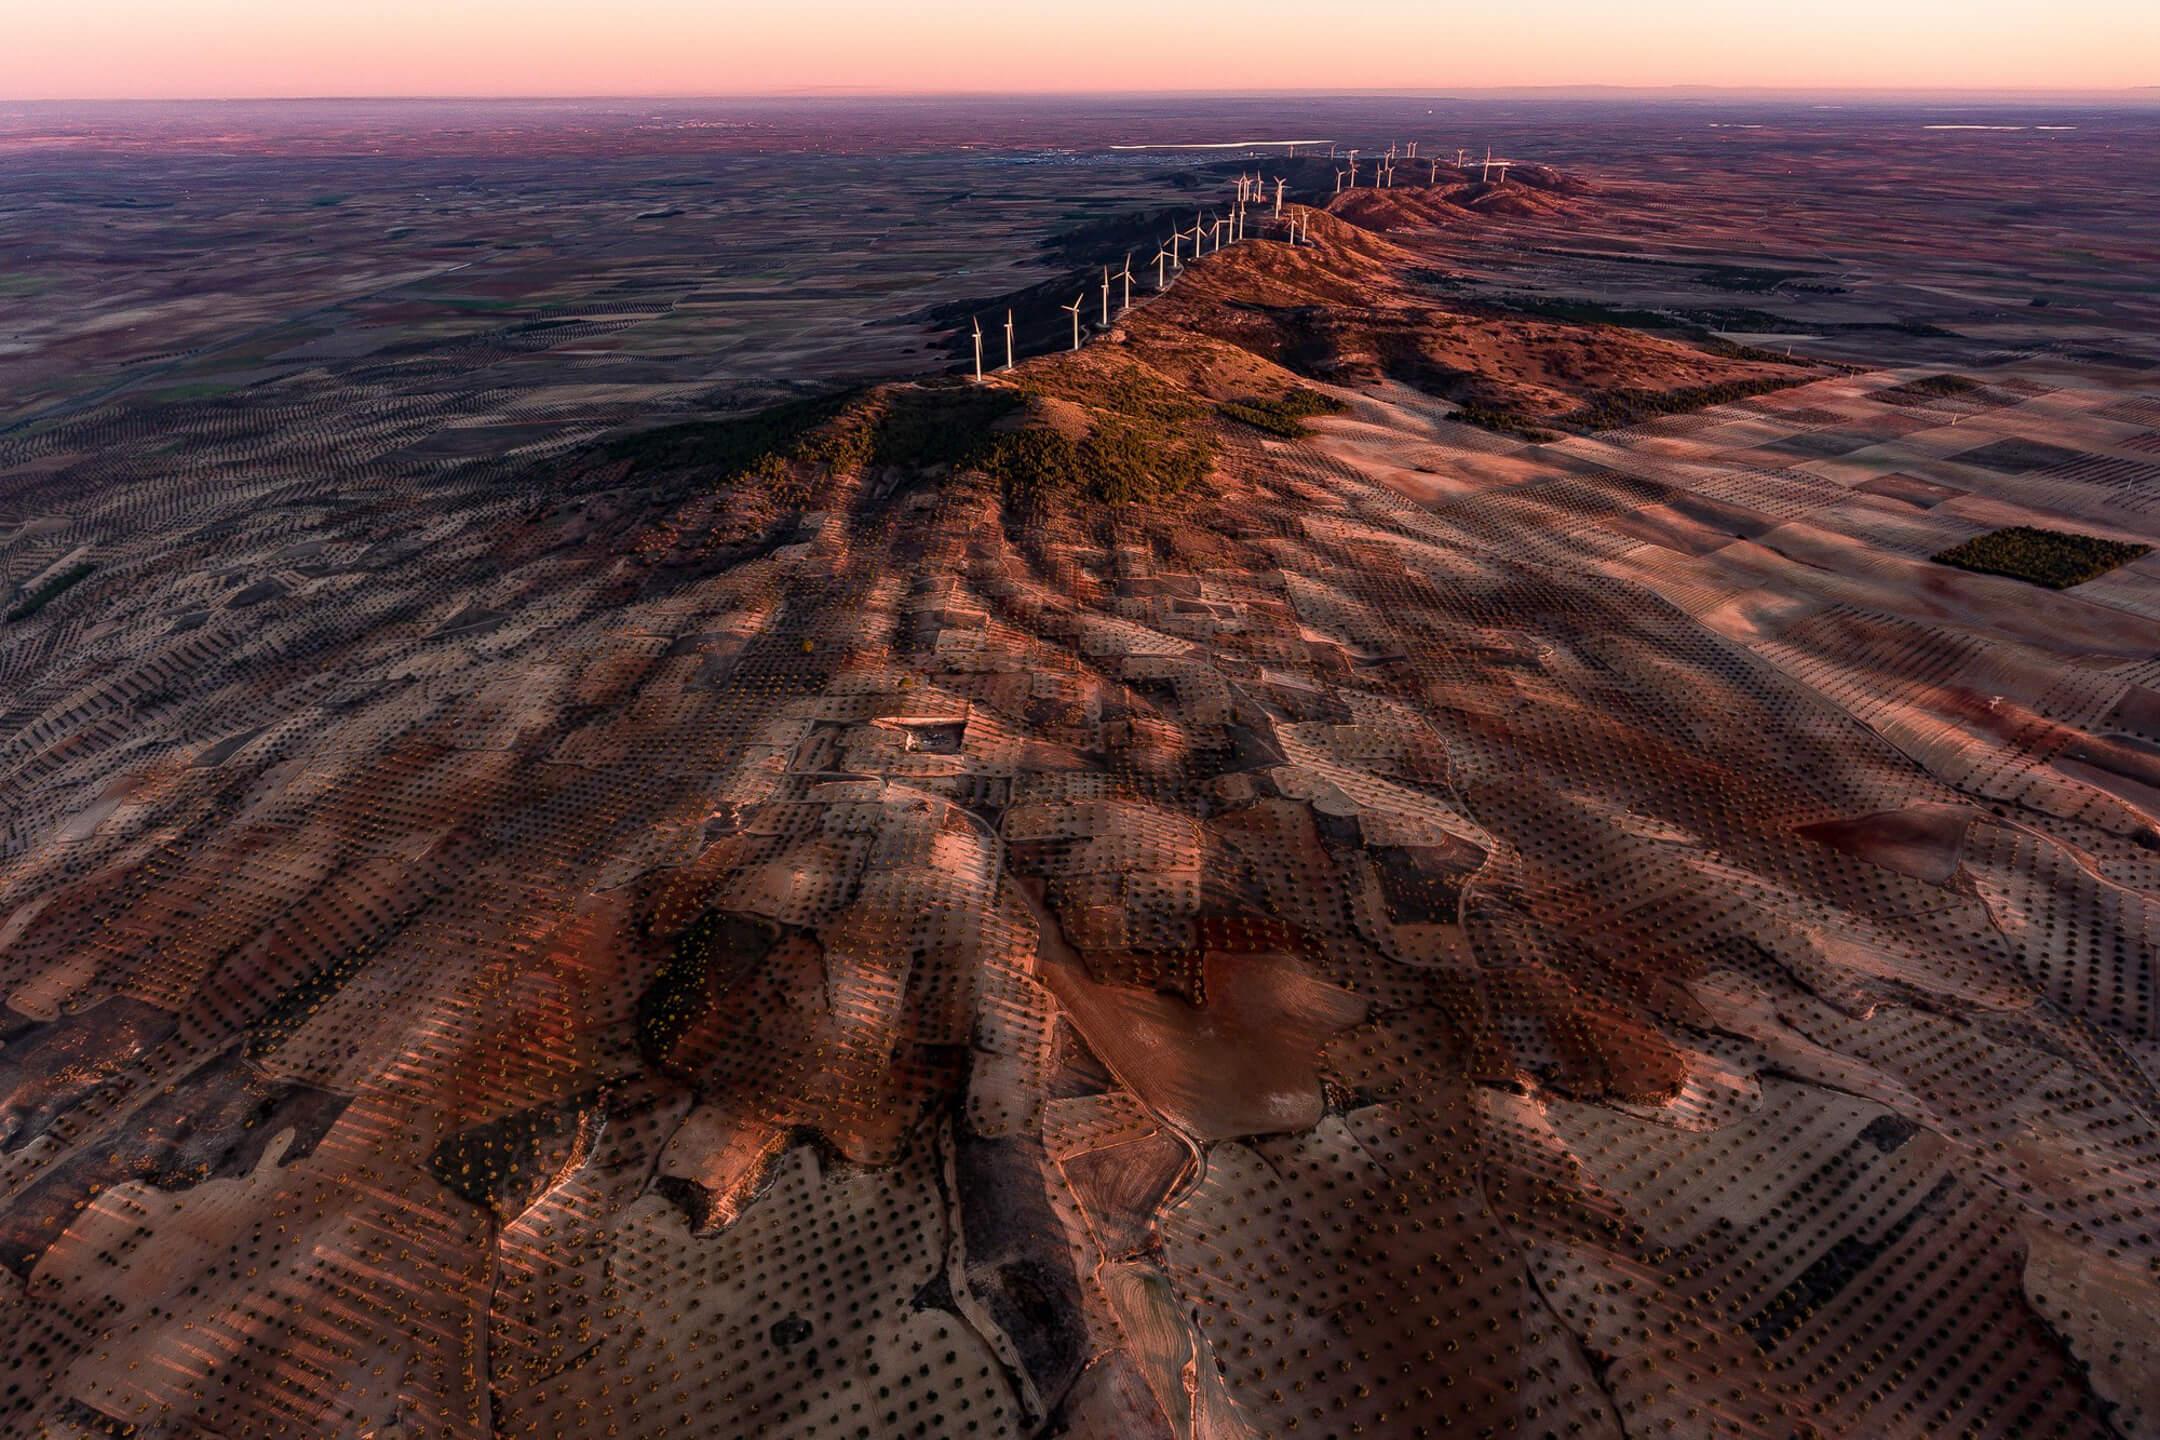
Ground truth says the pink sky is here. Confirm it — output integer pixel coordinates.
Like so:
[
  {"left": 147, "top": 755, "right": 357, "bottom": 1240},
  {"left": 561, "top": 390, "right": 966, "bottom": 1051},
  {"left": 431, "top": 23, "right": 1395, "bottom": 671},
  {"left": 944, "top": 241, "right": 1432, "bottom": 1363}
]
[{"left": 8, "top": 0, "right": 2155, "bottom": 100}]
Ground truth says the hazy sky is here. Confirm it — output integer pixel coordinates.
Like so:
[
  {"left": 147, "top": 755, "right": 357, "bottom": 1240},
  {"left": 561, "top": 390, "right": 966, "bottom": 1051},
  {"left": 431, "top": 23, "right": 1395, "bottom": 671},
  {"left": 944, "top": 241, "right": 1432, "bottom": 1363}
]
[{"left": 7, "top": 0, "right": 2156, "bottom": 100}]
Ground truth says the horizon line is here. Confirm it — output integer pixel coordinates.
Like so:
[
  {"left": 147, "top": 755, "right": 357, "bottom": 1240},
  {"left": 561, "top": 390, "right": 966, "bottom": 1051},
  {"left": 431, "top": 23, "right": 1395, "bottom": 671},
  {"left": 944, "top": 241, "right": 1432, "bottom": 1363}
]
[{"left": 9, "top": 82, "right": 2160, "bottom": 107}]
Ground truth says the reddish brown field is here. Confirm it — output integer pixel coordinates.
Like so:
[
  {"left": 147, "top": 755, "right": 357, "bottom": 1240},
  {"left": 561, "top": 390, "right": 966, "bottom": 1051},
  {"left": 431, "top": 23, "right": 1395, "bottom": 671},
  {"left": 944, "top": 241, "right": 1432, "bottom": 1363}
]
[{"left": 1, "top": 98, "right": 2158, "bottom": 1440}]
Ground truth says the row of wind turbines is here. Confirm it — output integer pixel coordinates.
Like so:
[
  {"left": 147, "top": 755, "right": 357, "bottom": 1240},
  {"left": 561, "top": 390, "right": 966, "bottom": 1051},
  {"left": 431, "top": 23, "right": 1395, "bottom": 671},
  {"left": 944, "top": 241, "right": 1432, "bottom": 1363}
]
[
  {"left": 1330, "top": 143, "right": 1515, "bottom": 194},
  {"left": 966, "top": 140, "right": 1521, "bottom": 380},
  {"left": 967, "top": 167, "right": 1301, "bottom": 379}
]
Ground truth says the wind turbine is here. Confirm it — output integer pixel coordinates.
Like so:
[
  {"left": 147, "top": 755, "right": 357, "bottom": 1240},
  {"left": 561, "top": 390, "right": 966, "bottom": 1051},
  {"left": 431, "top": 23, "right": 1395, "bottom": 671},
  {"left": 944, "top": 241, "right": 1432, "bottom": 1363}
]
[
  {"left": 1004, "top": 310, "right": 1015, "bottom": 371},
  {"left": 1063, "top": 293, "right": 1085, "bottom": 351},
  {"left": 1117, "top": 253, "right": 1135, "bottom": 311},
  {"left": 1169, "top": 230, "right": 1183, "bottom": 267},
  {"left": 1347, "top": 155, "right": 1359, "bottom": 187},
  {"left": 1482, "top": 147, "right": 1494, "bottom": 183},
  {"left": 1274, "top": 176, "right": 1287, "bottom": 215},
  {"left": 1334, "top": 169, "right": 1345, "bottom": 195},
  {"left": 1429, "top": 158, "right": 1440, "bottom": 185},
  {"left": 1456, "top": 147, "right": 1468, "bottom": 168},
  {"left": 1100, "top": 265, "right": 1112, "bottom": 326},
  {"left": 1154, "top": 245, "right": 1170, "bottom": 289},
  {"left": 971, "top": 317, "right": 984, "bottom": 383}
]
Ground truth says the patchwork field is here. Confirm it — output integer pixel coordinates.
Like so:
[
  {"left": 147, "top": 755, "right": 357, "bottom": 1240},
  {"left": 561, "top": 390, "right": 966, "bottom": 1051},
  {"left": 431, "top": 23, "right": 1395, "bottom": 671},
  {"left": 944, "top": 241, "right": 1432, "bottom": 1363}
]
[{"left": 1, "top": 97, "right": 2158, "bottom": 1440}]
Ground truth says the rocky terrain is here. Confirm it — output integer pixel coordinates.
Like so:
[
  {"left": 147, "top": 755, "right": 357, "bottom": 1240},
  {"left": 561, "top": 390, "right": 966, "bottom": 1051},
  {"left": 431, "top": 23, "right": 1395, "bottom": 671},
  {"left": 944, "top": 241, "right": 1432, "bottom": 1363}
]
[{"left": 3, "top": 111, "right": 2160, "bottom": 1440}]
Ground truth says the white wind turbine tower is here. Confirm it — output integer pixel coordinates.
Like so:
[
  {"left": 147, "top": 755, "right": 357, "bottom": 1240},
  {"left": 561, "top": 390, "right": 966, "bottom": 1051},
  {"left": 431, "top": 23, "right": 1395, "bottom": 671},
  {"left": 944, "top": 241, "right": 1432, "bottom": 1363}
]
[
  {"left": 971, "top": 317, "right": 984, "bottom": 383},
  {"left": 1456, "top": 147, "right": 1467, "bottom": 167},
  {"left": 1099, "top": 265, "right": 1112, "bottom": 326},
  {"left": 1063, "top": 293, "right": 1085, "bottom": 351},
  {"left": 1333, "top": 169, "right": 1346, "bottom": 195},
  {"left": 1169, "top": 229, "right": 1183, "bottom": 267},
  {"left": 1117, "top": 254, "right": 1135, "bottom": 311},
  {"left": 1003, "top": 310, "right": 1015, "bottom": 371},
  {"left": 1153, "top": 244, "right": 1170, "bottom": 289},
  {"left": 1274, "top": 176, "right": 1286, "bottom": 216},
  {"left": 1347, "top": 154, "right": 1359, "bottom": 186},
  {"left": 1429, "top": 158, "right": 1440, "bottom": 184}
]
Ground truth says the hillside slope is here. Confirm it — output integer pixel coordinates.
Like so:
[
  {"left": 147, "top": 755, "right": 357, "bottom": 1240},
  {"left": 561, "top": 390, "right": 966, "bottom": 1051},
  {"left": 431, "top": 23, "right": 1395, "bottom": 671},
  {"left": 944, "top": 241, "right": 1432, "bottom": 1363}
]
[{"left": 0, "top": 187, "right": 2155, "bottom": 1440}]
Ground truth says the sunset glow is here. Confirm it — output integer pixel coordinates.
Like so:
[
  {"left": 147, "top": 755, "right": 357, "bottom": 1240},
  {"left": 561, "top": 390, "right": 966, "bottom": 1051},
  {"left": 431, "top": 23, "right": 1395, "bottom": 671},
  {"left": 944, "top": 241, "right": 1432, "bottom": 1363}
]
[{"left": 8, "top": 0, "right": 2157, "bottom": 99}]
